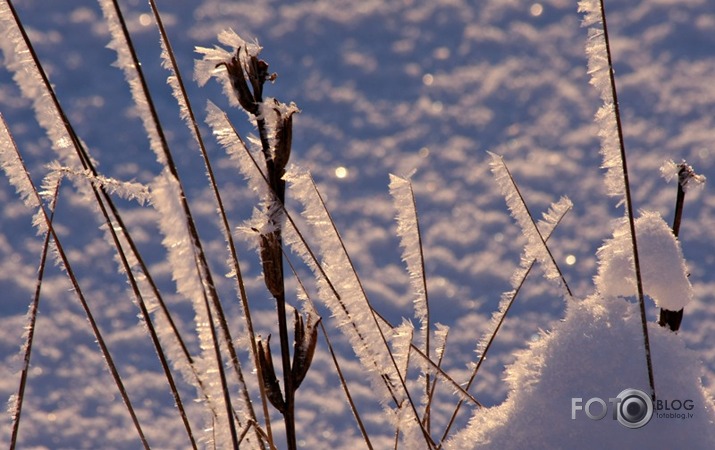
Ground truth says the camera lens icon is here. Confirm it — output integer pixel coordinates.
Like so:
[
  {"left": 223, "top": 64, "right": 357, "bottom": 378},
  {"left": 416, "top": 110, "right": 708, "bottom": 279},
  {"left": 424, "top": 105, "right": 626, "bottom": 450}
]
[{"left": 615, "top": 388, "right": 653, "bottom": 429}]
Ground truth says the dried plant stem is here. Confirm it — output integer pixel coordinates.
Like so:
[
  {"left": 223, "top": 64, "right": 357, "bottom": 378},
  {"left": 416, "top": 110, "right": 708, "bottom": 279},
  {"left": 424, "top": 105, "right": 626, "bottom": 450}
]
[
  {"left": 224, "top": 118, "right": 479, "bottom": 411},
  {"left": 423, "top": 327, "right": 448, "bottom": 430},
  {"left": 658, "top": 171, "right": 686, "bottom": 331},
  {"left": 257, "top": 117, "right": 296, "bottom": 450},
  {"left": 598, "top": 0, "right": 656, "bottom": 400},
  {"left": 220, "top": 42, "right": 299, "bottom": 448}
]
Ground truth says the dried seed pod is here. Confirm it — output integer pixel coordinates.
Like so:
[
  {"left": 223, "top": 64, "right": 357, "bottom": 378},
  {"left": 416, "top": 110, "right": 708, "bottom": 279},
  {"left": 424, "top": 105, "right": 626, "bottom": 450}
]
[
  {"left": 291, "top": 310, "right": 320, "bottom": 390},
  {"left": 259, "top": 231, "right": 283, "bottom": 298},
  {"left": 272, "top": 100, "right": 298, "bottom": 173},
  {"left": 257, "top": 336, "right": 285, "bottom": 413},
  {"left": 218, "top": 49, "right": 257, "bottom": 115},
  {"left": 246, "top": 53, "right": 270, "bottom": 102}
]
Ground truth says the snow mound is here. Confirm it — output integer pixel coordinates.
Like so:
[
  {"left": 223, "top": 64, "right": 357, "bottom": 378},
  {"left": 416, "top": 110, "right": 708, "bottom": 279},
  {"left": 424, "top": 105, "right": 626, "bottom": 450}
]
[
  {"left": 595, "top": 211, "right": 693, "bottom": 311},
  {"left": 448, "top": 295, "right": 715, "bottom": 449}
]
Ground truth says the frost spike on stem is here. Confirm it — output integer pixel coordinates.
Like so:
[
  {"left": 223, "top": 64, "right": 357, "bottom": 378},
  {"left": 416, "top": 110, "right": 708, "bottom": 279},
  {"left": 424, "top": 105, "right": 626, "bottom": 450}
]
[
  {"left": 389, "top": 174, "right": 431, "bottom": 427},
  {"left": 8, "top": 177, "right": 60, "bottom": 450}
]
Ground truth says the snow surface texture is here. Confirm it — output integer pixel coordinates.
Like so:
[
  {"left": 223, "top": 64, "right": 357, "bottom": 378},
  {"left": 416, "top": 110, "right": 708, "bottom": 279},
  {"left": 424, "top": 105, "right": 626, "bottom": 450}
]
[{"left": 1, "top": 0, "right": 715, "bottom": 448}]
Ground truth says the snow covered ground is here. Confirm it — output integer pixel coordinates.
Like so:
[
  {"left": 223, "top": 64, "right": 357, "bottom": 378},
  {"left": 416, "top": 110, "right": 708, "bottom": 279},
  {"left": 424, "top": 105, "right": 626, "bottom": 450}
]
[{"left": 1, "top": 0, "right": 714, "bottom": 448}]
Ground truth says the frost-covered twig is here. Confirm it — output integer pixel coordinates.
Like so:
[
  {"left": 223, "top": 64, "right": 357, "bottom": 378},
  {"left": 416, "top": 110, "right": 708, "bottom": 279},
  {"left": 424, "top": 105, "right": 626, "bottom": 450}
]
[{"left": 423, "top": 324, "right": 449, "bottom": 430}]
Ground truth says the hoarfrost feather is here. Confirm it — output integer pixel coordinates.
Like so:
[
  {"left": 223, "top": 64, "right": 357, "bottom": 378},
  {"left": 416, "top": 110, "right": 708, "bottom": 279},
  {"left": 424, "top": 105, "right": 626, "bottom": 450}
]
[
  {"left": 150, "top": 171, "right": 232, "bottom": 447},
  {"left": 578, "top": 0, "right": 631, "bottom": 207},
  {"left": 283, "top": 165, "right": 402, "bottom": 405},
  {"left": 0, "top": 2, "right": 80, "bottom": 168},
  {"left": 660, "top": 160, "right": 706, "bottom": 193},
  {"left": 577, "top": 0, "right": 602, "bottom": 28},
  {"left": 205, "top": 101, "right": 270, "bottom": 202},
  {"left": 389, "top": 174, "right": 429, "bottom": 350},
  {"left": 0, "top": 116, "right": 40, "bottom": 210},
  {"left": 489, "top": 152, "right": 570, "bottom": 291},
  {"left": 43, "top": 162, "right": 149, "bottom": 205},
  {"left": 98, "top": 0, "right": 166, "bottom": 166}
]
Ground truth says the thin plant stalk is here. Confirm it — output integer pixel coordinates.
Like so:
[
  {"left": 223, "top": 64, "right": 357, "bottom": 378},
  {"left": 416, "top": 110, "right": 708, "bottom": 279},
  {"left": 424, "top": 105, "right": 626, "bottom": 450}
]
[
  {"left": 390, "top": 175, "right": 432, "bottom": 432},
  {"left": 598, "top": 0, "right": 656, "bottom": 400},
  {"left": 422, "top": 327, "right": 449, "bottom": 431},
  {"left": 8, "top": 178, "right": 60, "bottom": 450},
  {"left": 658, "top": 166, "right": 686, "bottom": 331}
]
